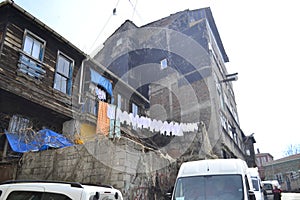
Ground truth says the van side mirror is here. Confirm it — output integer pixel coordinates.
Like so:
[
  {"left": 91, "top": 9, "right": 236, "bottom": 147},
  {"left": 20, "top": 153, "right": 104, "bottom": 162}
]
[
  {"left": 114, "top": 192, "right": 119, "bottom": 199},
  {"left": 94, "top": 192, "right": 100, "bottom": 200},
  {"left": 248, "top": 190, "right": 256, "bottom": 200},
  {"left": 165, "top": 192, "right": 172, "bottom": 200}
]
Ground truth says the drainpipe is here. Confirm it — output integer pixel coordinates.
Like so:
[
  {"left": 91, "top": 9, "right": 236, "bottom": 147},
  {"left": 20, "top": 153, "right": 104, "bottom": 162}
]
[{"left": 78, "top": 58, "right": 88, "bottom": 104}]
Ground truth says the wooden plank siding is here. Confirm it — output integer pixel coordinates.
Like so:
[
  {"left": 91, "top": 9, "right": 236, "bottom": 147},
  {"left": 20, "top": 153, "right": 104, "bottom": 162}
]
[{"left": 0, "top": 3, "right": 86, "bottom": 132}]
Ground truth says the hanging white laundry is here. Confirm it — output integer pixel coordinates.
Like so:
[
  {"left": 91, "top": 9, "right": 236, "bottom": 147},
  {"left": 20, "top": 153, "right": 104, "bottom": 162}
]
[
  {"left": 167, "top": 121, "right": 173, "bottom": 136},
  {"left": 107, "top": 104, "right": 116, "bottom": 119},
  {"left": 96, "top": 87, "right": 106, "bottom": 100},
  {"left": 145, "top": 117, "right": 151, "bottom": 129},
  {"left": 149, "top": 119, "right": 155, "bottom": 132},
  {"left": 192, "top": 123, "right": 198, "bottom": 131},
  {"left": 122, "top": 111, "right": 131, "bottom": 125},
  {"left": 118, "top": 110, "right": 125, "bottom": 124},
  {"left": 160, "top": 121, "right": 167, "bottom": 134},
  {"left": 180, "top": 123, "right": 188, "bottom": 132},
  {"left": 155, "top": 120, "right": 163, "bottom": 132},
  {"left": 140, "top": 116, "right": 149, "bottom": 129},
  {"left": 116, "top": 108, "right": 122, "bottom": 121},
  {"left": 129, "top": 113, "right": 137, "bottom": 129},
  {"left": 186, "top": 123, "right": 192, "bottom": 132},
  {"left": 136, "top": 115, "right": 143, "bottom": 129},
  {"left": 172, "top": 122, "right": 183, "bottom": 136}
]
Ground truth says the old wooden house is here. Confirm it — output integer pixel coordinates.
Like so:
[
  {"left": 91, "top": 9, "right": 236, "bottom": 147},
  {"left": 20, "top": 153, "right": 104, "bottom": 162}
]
[
  {"left": 0, "top": 0, "right": 86, "bottom": 179},
  {"left": 0, "top": 0, "right": 155, "bottom": 182}
]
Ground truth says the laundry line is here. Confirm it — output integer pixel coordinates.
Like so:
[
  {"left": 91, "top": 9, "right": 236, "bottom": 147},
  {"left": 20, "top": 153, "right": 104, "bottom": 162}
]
[{"left": 106, "top": 104, "right": 198, "bottom": 136}]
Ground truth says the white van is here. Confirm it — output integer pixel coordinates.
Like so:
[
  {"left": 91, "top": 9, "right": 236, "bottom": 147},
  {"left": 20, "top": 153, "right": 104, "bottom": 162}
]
[
  {"left": 0, "top": 180, "right": 123, "bottom": 200},
  {"left": 170, "top": 159, "right": 256, "bottom": 200},
  {"left": 248, "top": 167, "right": 263, "bottom": 200}
]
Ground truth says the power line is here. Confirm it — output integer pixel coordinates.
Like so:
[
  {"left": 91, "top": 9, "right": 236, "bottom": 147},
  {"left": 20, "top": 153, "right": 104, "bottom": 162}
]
[
  {"left": 88, "top": 0, "right": 121, "bottom": 53},
  {"left": 128, "top": 0, "right": 143, "bottom": 22}
]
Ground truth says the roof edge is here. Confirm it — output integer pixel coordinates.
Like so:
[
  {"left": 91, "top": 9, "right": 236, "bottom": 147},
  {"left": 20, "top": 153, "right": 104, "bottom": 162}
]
[{"left": 1, "top": 0, "right": 87, "bottom": 57}]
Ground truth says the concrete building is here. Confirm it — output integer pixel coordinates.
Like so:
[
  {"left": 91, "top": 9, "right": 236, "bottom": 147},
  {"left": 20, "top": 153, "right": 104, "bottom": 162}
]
[
  {"left": 94, "top": 7, "right": 255, "bottom": 163},
  {"left": 263, "top": 153, "right": 300, "bottom": 192}
]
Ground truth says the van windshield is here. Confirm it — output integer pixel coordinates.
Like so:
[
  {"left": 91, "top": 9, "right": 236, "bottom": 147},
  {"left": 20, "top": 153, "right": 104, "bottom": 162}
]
[{"left": 173, "top": 174, "right": 244, "bottom": 200}]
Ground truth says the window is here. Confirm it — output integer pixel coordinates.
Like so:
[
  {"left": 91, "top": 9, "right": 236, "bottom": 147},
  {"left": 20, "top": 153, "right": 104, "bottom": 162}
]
[
  {"left": 23, "top": 31, "right": 44, "bottom": 61},
  {"left": 256, "top": 158, "right": 261, "bottom": 167},
  {"left": 7, "top": 191, "right": 43, "bottom": 200},
  {"left": 275, "top": 174, "right": 283, "bottom": 184},
  {"left": 18, "top": 30, "right": 46, "bottom": 79},
  {"left": 116, "top": 38, "right": 122, "bottom": 46},
  {"left": 228, "top": 123, "right": 233, "bottom": 138},
  {"left": 174, "top": 175, "right": 243, "bottom": 200},
  {"left": 43, "top": 192, "right": 71, "bottom": 200},
  {"left": 290, "top": 171, "right": 299, "bottom": 180},
  {"left": 216, "top": 78, "right": 224, "bottom": 110},
  {"left": 54, "top": 52, "right": 74, "bottom": 95},
  {"left": 219, "top": 112, "right": 227, "bottom": 131},
  {"left": 261, "top": 157, "right": 267, "bottom": 165},
  {"left": 132, "top": 103, "right": 138, "bottom": 116},
  {"left": 160, "top": 58, "right": 168, "bottom": 69},
  {"left": 246, "top": 149, "right": 251, "bottom": 156},
  {"left": 251, "top": 178, "right": 259, "bottom": 191},
  {"left": 6, "top": 191, "right": 71, "bottom": 200}
]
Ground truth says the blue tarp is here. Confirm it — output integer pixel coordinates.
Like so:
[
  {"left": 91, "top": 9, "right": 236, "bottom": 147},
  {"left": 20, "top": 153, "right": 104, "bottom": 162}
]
[
  {"left": 5, "top": 129, "right": 73, "bottom": 153},
  {"left": 90, "top": 68, "right": 113, "bottom": 98}
]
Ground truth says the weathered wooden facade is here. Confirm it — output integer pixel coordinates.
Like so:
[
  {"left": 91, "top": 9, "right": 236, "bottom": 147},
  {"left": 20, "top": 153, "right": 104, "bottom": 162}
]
[
  {"left": 0, "top": 1, "right": 86, "bottom": 132},
  {"left": 0, "top": 0, "right": 154, "bottom": 170}
]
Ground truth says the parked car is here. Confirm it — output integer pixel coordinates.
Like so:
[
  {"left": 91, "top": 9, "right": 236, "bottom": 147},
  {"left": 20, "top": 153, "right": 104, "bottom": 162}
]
[
  {"left": 0, "top": 180, "right": 123, "bottom": 200},
  {"left": 262, "top": 180, "right": 281, "bottom": 199},
  {"left": 168, "top": 158, "right": 256, "bottom": 200}
]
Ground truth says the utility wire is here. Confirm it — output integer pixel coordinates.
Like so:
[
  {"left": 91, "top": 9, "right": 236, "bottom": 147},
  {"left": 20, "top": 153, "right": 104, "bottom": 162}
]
[
  {"left": 128, "top": 0, "right": 143, "bottom": 23},
  {"left": 88, "top": 0, "right": 121, "bottom": 54}
]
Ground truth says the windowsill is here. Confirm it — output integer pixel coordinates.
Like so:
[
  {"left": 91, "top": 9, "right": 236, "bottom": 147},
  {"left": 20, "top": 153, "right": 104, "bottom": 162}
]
[{"left": 18, "top": 50, "right": 46, "bottom": 67}]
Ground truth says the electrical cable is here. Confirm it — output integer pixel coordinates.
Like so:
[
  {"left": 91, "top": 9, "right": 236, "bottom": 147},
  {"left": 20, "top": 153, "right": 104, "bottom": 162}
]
[
  {"left": 128, "top": 0, "right": 143, "bottom": 22},
  {"left": 88, "top": 0, "right": 121, "bottom": 53}
]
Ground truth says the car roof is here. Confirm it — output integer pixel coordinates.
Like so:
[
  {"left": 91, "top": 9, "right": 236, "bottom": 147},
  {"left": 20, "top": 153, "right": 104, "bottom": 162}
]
[
  {"left": 0, "top": 180, "right": 122, "bottom": 198},
  {"left": 178, "top": 159, "right": 249, "bottom": 177}
]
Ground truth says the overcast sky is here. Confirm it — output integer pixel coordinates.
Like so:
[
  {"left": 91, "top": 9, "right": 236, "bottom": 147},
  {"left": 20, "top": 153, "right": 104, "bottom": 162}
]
[{"left": 8, "top": 0, "right": 300, "bottom": 159}]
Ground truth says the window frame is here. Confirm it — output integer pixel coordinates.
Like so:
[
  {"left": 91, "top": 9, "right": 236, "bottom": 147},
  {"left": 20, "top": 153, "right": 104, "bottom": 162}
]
[
  {"left": 160, "top": 58, "right": 168, "bottom": 70},
  {"left": 22, "top": 29, "right": 46, "bottom": 63},
  {"left": 53, "top": 51, "right": 74, "bottom": 95},
  {"left": 132, "top": 103, "right": 138, "bottom": 116},
  {"left": 18, "top": 30, "right": 46, "bottom": 80}
]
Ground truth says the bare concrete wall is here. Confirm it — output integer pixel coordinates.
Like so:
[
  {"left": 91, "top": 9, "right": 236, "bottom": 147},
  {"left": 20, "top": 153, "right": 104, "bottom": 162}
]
[{"left": 16, "top": 137, "right": 179, "bottom": 200}]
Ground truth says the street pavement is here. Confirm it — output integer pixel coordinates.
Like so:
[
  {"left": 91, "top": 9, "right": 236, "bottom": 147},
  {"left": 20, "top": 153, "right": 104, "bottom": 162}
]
[{"left": 281, "top": 192, "right": 300, "bottom": 200}]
